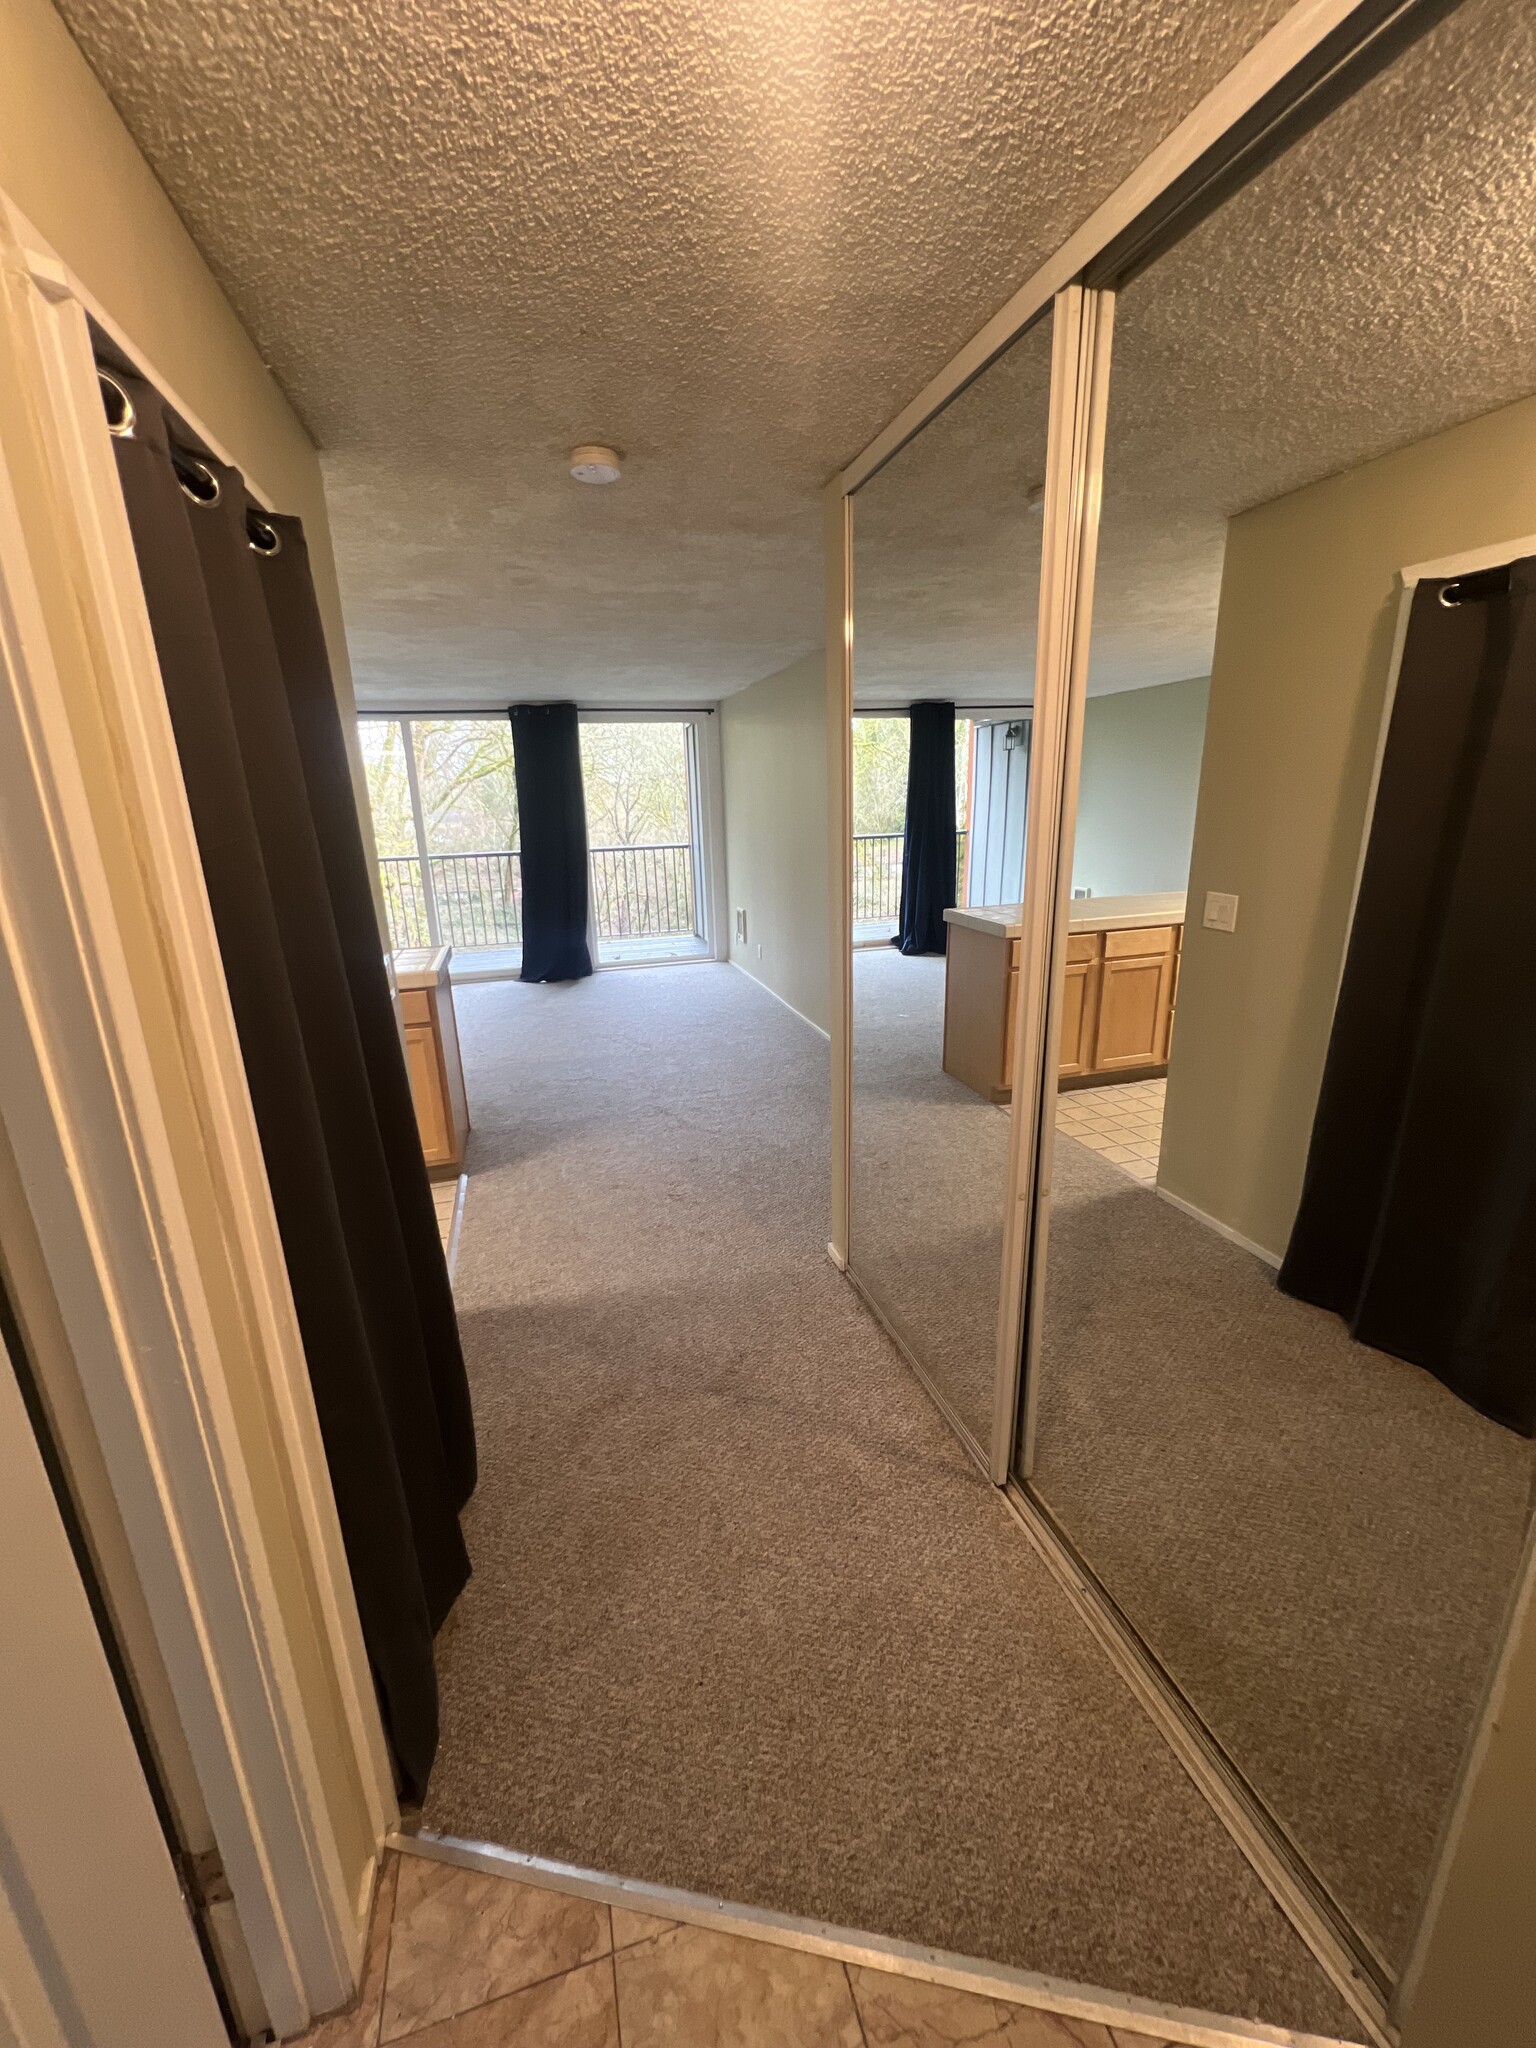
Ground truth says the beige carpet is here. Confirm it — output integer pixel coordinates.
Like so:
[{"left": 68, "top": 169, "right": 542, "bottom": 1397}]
[
  {"left": 850, "top": 948, "right": 1011, "bottom": 1447},
  {"left": 423, "top": 962, "right": 1359, "bottom": 2038},
  {"left": 1034, "top": 1131, "right": 1535, "bottom": 1974}
]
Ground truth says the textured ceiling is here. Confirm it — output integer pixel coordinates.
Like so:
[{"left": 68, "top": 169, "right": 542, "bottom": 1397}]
[
  {"left": 54, "top": 0, "right": 1301, "bottom": 706},
  {"left": 850, "top": 0, "right": 1536, "bottom": 707}
]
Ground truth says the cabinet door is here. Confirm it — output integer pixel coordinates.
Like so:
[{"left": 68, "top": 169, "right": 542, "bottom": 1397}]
[
  {"left": 1058, "top": 933, "right": 1102, "bottom": 1078},
  {"left": 404, "top": 1020, "right": 453, "bottom": 1164},
  {"left": 1093, "top": 928, "right": 1176, "bottom": 1071}
]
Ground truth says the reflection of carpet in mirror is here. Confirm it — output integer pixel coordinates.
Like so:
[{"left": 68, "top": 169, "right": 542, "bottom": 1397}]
[
  {"left": 849, "top": 948, "right": 1010, "bottom": 1448},
  {"left": 1035, "top": 1134, "right": 1535, "bottom": 1972}
]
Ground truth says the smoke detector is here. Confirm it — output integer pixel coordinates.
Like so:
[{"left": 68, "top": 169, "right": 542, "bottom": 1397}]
[{"left": 569, "top": 444, "right": 623, "bottom": 485}]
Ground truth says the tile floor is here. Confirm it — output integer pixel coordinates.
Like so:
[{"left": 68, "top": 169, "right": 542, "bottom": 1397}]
[
  {"left": 431, "top": 1176, "right": 466, "bottom": 1276},
  {"left": 294, "top": 1849, "right": 1182, "bottom": 2048},
  {"left": 1054, "top": 1078, "right": 1165, "bottom": 1187}
]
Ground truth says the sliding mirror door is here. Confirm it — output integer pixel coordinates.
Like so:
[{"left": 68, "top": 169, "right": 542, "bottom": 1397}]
[
  {"left": 847, "top": 311, "right": 1053, "bottom": 1458},
  {"left": 1018, "top": 0, "right": 1536, "bottom": 1996}
]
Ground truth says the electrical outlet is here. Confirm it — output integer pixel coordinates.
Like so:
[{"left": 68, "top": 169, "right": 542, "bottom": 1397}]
[
  {"left": 735, "top": 907, "right": 747, "bottom": 942},
  {"left": 1203, "top": 890, "right": 1239, "bottom": 933}
]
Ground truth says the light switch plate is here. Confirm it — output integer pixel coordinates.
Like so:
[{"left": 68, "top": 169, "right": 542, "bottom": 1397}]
[
  {"left": 735, "top": 907, "right": 747, "bottom": 942},
  {"left": 1203, "top": 890, "right": 1239, "bottom": 933}
]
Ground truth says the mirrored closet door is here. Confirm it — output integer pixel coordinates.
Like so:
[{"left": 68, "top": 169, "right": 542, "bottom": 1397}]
[
  {"left": 845, "top": 309, "right": 1056, "bottom": 1459},
  {"left": 1016, "top": 0, "right": 1536, "bottom": 1994}
]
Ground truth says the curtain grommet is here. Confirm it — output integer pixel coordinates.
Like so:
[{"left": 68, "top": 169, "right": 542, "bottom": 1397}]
[
  {"left": 175, "top": 458, "right": 221, "bottom": 507},
  {"left": 247, "top": 515, "right": 282, "bottom": 557},
  {"left": 99, "top": 371, "right": 135, "bottom": 439}
]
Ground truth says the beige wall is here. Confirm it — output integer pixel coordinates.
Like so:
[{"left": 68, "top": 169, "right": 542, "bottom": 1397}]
[
  {"left": 721, "top": 653, "right": 831, "bottom": 1034},
  {"left": 1161, "top": 392, "right": 1536, "bottom": 1257},
  {"left": 1072, "top": 675, "right": 1209, "bottom": 899},
  {"left": 0, "top": 0, "right": 352, "bottom": 697},
  {"left": 0, "top": 0, "right": 377, "bottom": 1919}
]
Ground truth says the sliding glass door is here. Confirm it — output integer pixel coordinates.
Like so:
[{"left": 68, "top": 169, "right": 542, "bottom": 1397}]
[
  {"left": 844, "top": 306, "right": 1058, "bottom": 1461},
  {"left": 1011, "top": 0, "right": 1536, "bottom": 2007},
  {"left": 357, "top": 712, "right": 712, "bottom": 972}
]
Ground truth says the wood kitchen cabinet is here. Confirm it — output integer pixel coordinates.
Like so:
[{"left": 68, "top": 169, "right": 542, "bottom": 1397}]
[
  {"left": 394, "top": 945, "right": 470, "bottom": 1173},
  {"left": 941, "top": 896, "right": 1184, "bottom": 1103},
  {"left": 1091, "top": 925, "right": 1178, "bottom": 1072}
]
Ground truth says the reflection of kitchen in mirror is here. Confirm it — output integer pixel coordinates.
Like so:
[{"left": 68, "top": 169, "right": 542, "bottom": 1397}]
[
  {"left": 847, "top": 313, "right": 1052, "bottom": 1456},
  {"left": 1021, "top": 0, "right": 1536, "bottom": 2000}
]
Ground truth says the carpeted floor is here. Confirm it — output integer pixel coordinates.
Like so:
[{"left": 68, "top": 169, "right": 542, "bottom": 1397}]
[
  {"left": 850, "top": 948, "right": 1011, "bottom": 1447},
  {"left": 1034, "top": 1132, "right": 1535, "bottom": 1974},
  {"left": 424, "top": 962, "right": 1360, "bottom": 2039}
]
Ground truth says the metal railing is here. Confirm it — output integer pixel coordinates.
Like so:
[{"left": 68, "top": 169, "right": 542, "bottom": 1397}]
[
  {"left": 852, "top": 829, "right": 968, "bottom": 924},
  {"left": 377, "top": 844, "right": 697, "bottom": 953}
]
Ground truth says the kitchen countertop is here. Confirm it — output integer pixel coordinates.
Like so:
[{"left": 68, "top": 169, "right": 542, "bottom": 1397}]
[
  {"left": 393, "top": 943, "right": 454, "bottom": 987},
  {"left": 943, "top": 891, "right": 1186, "bottom": 940}
]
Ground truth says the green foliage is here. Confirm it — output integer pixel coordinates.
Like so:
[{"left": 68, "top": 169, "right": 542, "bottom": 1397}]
[
  {"left": 851, "top": 716, "right": 908, "bottom": 835},
  {"left": 358, "top": 715, "right": 695, "bottom": 857},
  {"left": 414, "top": 720, "right": 521, "bottom": 852},
  {"left": 356, "top": 720, "right": 415, "bottom": 856},
  {"left": 852, "top": 714, "right": 972, "bottom": 833},
  {"left": 580, "top": 722, "right": 692, "bottom": 847}
]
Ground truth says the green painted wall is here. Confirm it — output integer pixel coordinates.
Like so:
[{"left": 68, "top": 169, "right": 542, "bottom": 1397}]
[
  {"left": 1161, "top": 390, "right": 1536, "bottom": 1258},
  {"left": 1071, "top": 675, "right": 1210, "bottom": 898},
  {"left": 720, "top": 653, "right": 830, "bottom": 1034}
]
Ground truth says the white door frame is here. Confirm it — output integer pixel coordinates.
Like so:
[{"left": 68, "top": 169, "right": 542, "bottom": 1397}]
[
  {"left": 0, "top": 1312, "right": 229, "bottom": 2048},
  {"left": 0, "top": 191, "right": 393, "bottom": 2038}
]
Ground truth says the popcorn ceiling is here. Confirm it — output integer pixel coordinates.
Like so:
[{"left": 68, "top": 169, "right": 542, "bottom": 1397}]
[{"left": 56, "top": 0, "right": 1532, "bottom": 704}]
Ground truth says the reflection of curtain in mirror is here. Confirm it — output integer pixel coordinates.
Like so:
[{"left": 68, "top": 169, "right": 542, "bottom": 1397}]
[
  {"left": 892, "top": 699, "right": 956, "bottom": 954},
  {"left": 1280, "top": 558, "right": 1536, "bottom": 1435}
]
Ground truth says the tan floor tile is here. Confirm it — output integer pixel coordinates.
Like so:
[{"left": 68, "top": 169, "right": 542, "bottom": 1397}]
[
  {"left": 613, "top": 1922, "right": 861, "bottom": 2047},
  {"left": 382, "top": 1861, "right": 609, "bottom": 2040},
  {"left": 1099, "top": 1146, "right": 1136, "bottom": 1163},
  {"left": 296, "top": 1853, "right": 399, "bottom": 2047},
  {"left": 396, "top": 1957, "right": 618, "bottom": 2047},
  {"left": 610, "top": 1906, "right": 678, "bottom": 1949},
  {"left": 848, "top": 1967, "right": 1119, "bottom": 2047}
]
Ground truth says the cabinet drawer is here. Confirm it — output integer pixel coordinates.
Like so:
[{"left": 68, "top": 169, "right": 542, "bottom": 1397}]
[
  {"left": 1104, "top": 923, "right": 1176, "bottom": 960},
  {"left": 399, "top": 987, "right": 433, "bottom": 1027},
  {"left": 1065, "top": 931, "right": 1101, "bottom": 964}
]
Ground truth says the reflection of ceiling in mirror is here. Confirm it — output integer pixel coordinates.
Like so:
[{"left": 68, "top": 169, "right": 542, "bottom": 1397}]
[
  {"left": 853, "top": 322, "right": 1053, "bottom": 707},
  {"left": 854, "top": 0, "right": 1536, "bottom": 711}
]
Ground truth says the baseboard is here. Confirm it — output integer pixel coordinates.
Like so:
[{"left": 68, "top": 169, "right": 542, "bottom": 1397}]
[
  {"left": 728, "top": 957, "right": 831, "bottom": 1040},
  {"left": 1156, "top": 1185, "right": 1282, "bottom": 1269}
]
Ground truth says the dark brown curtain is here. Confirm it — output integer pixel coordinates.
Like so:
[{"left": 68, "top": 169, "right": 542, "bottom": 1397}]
[
  {"left": 104, "top": 366, "right": 476, "bottom": 1796},
  {"left": 1279, "top": 557, "right": 1536, "bottom": 1436}
]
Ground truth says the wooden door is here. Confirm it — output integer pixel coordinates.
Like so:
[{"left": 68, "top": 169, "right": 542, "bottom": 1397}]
[
  {"left": 404, "top": 1020, "right": 453, "bottom": 1164},
  {"left": 1057, "top": 933, "right": 1102, "bottom": 1078},
  {"left": 1093, "top": 927, "right": 1176, "bottom": 1070}
]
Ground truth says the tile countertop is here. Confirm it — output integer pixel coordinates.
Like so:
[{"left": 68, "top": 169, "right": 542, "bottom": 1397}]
[
  {"left": 392, "top": 943, "right": 454, "bottom": 987},
  {"left": 942, "top": 891, "right": 1187, "bottom": 940}
]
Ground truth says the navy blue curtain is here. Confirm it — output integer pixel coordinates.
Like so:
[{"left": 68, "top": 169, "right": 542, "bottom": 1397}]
[
  {"left": 1279, "top": 558, "right": 1536, "bottom": 1435},
  {"left": 104, "top": 365, "right": 475, "bottom": 1799},
  {"left": 509, "top": 703, "right": 593, "bottom": 982},
  {"left": 892, "top": 700, "right": 957, "bottom": 955}
]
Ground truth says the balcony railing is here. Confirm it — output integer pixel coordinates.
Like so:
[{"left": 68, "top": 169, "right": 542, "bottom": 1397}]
[
  {"left": 377, "top": 844, "right": 697, "bottom": 953},
  {"left": 853, "top": 829, "right": 968, "bottom": 924}
]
